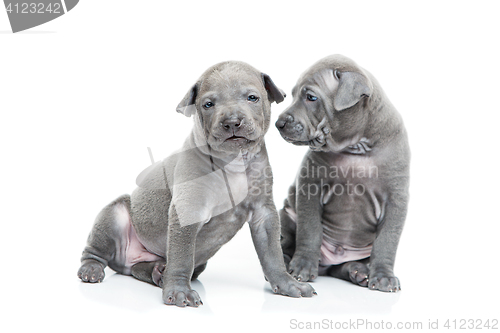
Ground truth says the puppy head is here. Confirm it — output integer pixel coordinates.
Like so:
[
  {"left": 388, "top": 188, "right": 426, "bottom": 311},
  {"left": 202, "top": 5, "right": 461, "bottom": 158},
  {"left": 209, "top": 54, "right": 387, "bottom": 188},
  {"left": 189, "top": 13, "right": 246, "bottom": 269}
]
[
  {"left": 177, "top": 61, "right": 285, "bottom": 154},
  {"left": 275, "top": 54, "right": 373, "bottom": 152}
]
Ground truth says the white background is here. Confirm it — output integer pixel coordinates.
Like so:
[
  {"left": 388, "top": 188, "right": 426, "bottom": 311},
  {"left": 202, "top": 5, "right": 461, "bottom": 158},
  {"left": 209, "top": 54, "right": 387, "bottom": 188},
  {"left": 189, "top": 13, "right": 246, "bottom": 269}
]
[{"left": 1, "top": 1, "right": 499, "bottom": 331}]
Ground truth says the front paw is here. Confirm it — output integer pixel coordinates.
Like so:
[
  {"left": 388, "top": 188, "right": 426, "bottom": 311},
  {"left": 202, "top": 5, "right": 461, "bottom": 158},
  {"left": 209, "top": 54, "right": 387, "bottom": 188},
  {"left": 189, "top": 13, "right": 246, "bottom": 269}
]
[
  {"left": 288, "top": 254, "right": 319, "bottom": 282},
  {"left": 162, "top": 283, "right": 202, "bottom": 307},
  {"left": 368, "top": 272, "right": 401, "bottom": 292},
  {"left": 271, "top": 275, "right": 317, "bottom": 298}
]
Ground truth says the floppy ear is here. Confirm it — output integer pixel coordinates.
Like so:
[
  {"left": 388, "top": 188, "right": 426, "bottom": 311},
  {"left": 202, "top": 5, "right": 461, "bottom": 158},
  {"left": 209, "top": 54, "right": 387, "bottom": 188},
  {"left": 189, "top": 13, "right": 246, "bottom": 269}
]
[
  {"left": 333, "top": 71, "right": 372, "bottom": 111},
  {"left": 261, "top": 73, "right": 286, "bottom": 104},
  {"left": 176, "top": 83, "right": 198, "bottom": 117}
]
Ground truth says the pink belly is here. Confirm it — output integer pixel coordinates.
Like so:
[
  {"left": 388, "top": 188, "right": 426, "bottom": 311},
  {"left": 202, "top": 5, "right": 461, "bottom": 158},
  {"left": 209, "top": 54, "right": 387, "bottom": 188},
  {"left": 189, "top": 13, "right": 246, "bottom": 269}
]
[
  {"left": 320, "top": 238, "right": 372, "bottom": 266},
  {"left": 114, "top": 204, "right": 164, "bottom": 274}
]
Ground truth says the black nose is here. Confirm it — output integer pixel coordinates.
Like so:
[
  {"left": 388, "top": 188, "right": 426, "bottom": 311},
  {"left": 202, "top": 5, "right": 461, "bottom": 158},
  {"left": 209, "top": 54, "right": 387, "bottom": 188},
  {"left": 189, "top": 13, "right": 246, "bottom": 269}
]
[
  {"left": 275, "top": 115, "right": 294, "bottom": 129},
  {"left": 222, "top": 117, "right": 242, "bottom": 131}
]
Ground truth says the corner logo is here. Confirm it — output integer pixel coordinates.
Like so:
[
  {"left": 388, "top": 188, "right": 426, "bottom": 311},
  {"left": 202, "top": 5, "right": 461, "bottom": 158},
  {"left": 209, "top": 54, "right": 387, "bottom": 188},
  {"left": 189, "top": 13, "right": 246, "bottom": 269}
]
[{"left": 3, "top": 0, "right": 79, "bottom": 33}]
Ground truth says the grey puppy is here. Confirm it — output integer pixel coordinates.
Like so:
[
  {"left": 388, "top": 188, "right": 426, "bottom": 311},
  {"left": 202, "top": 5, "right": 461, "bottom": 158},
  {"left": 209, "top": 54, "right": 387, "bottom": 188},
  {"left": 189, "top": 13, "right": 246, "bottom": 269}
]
[
  {"left": 275, "top": 55, "right": 410, "bottom": 292},
  {"left": 78, "top": 61, "right": 315, "bottom": 307}
]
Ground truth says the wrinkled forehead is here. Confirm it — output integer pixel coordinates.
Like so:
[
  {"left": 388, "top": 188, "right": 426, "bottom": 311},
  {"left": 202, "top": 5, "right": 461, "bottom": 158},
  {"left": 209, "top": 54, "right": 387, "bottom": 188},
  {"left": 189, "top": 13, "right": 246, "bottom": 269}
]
[
  {"left": 293, "top": 68, "right": 338, "bottom": 95},
  {"left": 199, "top": 67, "right": 264, "bottom": 97},
  {"left": 293, "top": 55, "right": 360, "bottom": 94}
]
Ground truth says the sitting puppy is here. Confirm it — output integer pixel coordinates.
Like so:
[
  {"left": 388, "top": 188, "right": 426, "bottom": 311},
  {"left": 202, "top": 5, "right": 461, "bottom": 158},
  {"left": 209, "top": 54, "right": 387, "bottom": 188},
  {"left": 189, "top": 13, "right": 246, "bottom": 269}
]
[
  {"left": 275, "top": 55, "right": 410, "bottom": 292},
  {"left": 78, "top": 61, "right": 315, "bottom": 307}
]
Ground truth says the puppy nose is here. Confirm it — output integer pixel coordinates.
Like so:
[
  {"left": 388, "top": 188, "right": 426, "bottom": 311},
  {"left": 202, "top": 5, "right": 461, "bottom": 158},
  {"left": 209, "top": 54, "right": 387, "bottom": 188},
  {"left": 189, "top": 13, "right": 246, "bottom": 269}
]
[
  {"left": 275, "top": 115, "right": 294, "bottom": 129},
  {"left": 222, "top": 117, "right": 242, "bottom": 131}
]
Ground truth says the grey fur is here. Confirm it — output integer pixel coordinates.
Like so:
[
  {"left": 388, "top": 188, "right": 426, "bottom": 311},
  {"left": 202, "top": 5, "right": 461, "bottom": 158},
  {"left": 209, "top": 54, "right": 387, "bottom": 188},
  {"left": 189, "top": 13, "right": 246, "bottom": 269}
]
[
  {"left": 78, "top": 61, "right": 315, "bottom": 307},
  {"left": 276, "top": 55, "right": 410, "bottom": 292}
]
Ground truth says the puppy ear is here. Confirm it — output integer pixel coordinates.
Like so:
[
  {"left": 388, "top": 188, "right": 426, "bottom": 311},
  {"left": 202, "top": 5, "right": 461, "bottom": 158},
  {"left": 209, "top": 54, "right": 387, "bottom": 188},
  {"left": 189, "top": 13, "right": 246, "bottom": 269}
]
[
  {"left": 176, "top": 83, "right": 198, "bottom": 117},
  {"left": 333, "top": 71, "right": 372, "bottom": 111},
  {"left": 261, "top": 73, "right": 286, "bottom": 104}
]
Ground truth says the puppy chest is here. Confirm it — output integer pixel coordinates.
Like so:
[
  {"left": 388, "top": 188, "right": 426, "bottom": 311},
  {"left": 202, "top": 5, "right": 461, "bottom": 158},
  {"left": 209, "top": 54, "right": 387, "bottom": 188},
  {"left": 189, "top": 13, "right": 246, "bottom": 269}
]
[
  {"left": 321, "top": 190, "right": 379, "bottom": 244},
  {"left": 313, "top": 154, "right": 380, "bottom": 181},
  {"left": 317, "top": 157, "right": 385, "bottom": 248},
  {"left": 194, "top": 209, "right": 249, "bottom": 262}
]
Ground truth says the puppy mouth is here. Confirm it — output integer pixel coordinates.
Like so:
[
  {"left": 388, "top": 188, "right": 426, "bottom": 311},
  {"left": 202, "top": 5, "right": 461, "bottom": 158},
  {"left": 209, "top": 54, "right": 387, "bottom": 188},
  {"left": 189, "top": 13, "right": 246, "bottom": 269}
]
[
  {"left": 222, "top": 135, "right": 258, "bottom": 147},
  {"left": 224, "top": 135, "right": 250, "bottom": 141},
  {"left": 281, "top": 134, "right": 326, "bottom": 150},
  {"left": 282, "top": 136, "right": 309, "bottom": 145},
  {"left": 281, "top": 134, "right": 321, "bottom": 145}
]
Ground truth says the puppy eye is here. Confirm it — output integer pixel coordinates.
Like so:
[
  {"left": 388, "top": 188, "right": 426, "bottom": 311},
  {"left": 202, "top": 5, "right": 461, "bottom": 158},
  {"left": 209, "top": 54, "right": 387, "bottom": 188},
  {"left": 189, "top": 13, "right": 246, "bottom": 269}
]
[
  {"left": 334, "top": 69, "right": 340, "bottom": 80},
  {"left": 307, "top": 94, "right": 318, "bottom": 102},
  {"left": 203, "top": 101, "right": 214, "bottom": 109},
  {"left": 247, "top": 95, "right": 259, "bottom": 102}
]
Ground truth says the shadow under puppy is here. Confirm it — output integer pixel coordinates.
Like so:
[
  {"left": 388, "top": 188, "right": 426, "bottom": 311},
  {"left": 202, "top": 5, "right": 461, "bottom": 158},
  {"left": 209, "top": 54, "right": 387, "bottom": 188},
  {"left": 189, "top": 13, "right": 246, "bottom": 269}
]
[
  {"left": 276, "top": 55, "right": 410, "bottom": 292},
  {"left": 78, "top": 61, "right": 315, "bottom": 307}
]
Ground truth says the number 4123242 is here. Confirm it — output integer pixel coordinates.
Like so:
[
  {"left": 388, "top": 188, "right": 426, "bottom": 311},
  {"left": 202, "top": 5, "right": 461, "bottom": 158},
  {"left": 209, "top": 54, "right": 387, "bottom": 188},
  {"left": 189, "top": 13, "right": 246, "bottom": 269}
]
[
  {"left": 444, "top": 319, "right": 498, "bottom": 330},
  {"left": 5, "top": 3, "right": 62, "bottom": 14}
]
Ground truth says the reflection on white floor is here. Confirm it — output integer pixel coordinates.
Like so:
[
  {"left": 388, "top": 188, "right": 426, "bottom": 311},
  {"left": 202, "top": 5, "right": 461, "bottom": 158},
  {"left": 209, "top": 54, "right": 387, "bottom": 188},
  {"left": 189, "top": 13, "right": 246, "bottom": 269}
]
[{"left": 78, "top": 268, "right": 401, "bottom": 315}]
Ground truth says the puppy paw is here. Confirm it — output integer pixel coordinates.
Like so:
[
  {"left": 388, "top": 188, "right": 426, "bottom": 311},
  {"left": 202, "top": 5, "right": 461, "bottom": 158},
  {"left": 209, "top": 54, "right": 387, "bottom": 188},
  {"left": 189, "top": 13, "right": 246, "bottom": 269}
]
[
  {"left": 163, "top": 284, "right": 202, "bottom": 307},
  {"left": 271, "top": 275, "right": 317, "bottom": 298},
  {"left": 152, "top": 262, "right": 166, "bottom": 287},
  {"left": 368, "top": 274, "right": 401, "bottom": 293},
  {"left": 288, "top": 254, "right": 319, "bottom": 282},
  {"left": 346, "top": 262, "right": 369, "bottom": 287},
  {"left": 78, "top": 260, "right": 105, "bottom": 283}
]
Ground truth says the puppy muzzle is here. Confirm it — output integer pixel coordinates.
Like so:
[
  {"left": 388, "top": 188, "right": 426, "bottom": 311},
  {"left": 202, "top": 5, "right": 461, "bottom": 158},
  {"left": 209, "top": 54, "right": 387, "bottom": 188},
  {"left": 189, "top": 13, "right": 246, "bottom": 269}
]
[
  {"left": 276, "top": 113, "right": 331, "bottom": 151},
  {"left": 275, "top": 114, "right": 307, "bottom": 143},
  {"left": 210, "top": 115, "right": 262, "bottom": 152}
]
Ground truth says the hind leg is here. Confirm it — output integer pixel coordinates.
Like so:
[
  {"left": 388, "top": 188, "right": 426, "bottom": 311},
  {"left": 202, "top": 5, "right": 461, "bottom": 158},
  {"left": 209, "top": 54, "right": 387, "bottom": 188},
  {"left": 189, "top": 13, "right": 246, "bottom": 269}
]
[
  {"left": 191, "top": 262, "right": 207, "bottom": 281},
  {"left": 78, "top": 194, "right": 132, "bottom": 283},
  {"left": 325, "top": 258, "right": 370, "bottom": 287},
  {"left": 131, "top": 261, "right": 206, "bottom": 287},
  {"left": 131, "top": 260, "right": 166, "bottom": 286}
]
